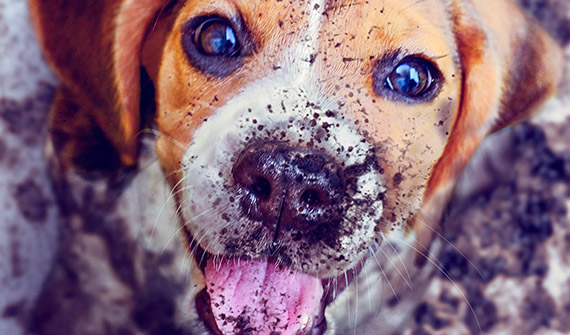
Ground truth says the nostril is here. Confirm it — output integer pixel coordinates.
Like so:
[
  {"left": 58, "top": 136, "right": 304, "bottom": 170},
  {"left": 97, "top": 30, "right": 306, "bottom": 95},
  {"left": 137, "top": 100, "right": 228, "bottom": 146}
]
[
  {"left": 300, "top": 189, "right": 321, "bottom": 206},
  {"left": 249, "top": 177, "right": 271, "bottom": 200}
]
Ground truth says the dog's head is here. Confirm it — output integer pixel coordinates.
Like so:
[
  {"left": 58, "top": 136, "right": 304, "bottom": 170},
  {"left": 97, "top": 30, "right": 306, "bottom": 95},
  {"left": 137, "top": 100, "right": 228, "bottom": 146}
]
[{"left": 31, "top": 0, "right": 562, "bottom": 333}]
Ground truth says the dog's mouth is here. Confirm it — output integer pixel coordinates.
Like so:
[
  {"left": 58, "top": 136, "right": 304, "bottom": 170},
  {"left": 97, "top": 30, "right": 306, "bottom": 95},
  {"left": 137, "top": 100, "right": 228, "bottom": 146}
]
[
  {"left": 182, "top": 143, "right": 384, "bottom": 334},
  {"left": 178, "top": 94, "right": 388, "bottom": 334},
  {"left": 193, "top": 246, "right": 368, "bottom": 335}
]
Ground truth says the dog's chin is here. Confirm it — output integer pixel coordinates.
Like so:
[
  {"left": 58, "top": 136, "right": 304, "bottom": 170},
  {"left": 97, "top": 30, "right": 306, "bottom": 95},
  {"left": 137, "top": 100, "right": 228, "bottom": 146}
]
[{"left": 190, "top": 244, "right": 369, "bottom": 335}]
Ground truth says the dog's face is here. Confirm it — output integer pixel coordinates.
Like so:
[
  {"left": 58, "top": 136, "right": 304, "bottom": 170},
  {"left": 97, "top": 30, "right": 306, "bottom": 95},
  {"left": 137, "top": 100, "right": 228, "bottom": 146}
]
[
  {"left": 155, "top": 0, "right": 459, "bottom": 276},
  {"left": 30, "top": 0, "right": 563, "bottom": 333},
  {"left": 154, "top": 1, "right": 458, "bottom": 331}
]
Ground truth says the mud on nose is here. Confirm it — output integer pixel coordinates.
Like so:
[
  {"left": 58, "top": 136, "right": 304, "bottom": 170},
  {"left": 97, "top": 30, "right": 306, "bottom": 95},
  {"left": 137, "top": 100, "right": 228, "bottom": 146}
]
[{"left": 231, "top": 142, "right": 346, "bottom": 231}]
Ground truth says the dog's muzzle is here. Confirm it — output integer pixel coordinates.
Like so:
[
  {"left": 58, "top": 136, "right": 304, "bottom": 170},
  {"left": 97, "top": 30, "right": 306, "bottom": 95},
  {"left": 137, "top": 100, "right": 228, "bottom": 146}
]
[
  {"left": 181, "top": 91, "right": 387, "bottom": 334},
  {"left": 192, "top": 138, "right": 386, "bottom": 335},
  {"left": 232, "top": 141, "right": 345, "bottom": 234}
]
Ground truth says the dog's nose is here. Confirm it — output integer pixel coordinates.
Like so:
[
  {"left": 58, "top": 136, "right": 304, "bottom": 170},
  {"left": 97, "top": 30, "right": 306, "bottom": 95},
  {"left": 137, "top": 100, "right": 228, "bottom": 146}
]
[{"left": 232, "top": 142, "right": 345, "bottom": 231}]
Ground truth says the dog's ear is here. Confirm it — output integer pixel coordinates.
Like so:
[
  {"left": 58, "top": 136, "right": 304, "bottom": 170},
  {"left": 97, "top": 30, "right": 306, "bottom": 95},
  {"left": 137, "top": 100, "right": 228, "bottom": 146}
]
[
  {"left": 30, "top": 0, "right": 171, "bottom": 173},
  {"left": 414, "top": 0, "right": 563, "bottom": 263},
  {"left": 428, "top": 0, "right": 563, "bottom": 198}
]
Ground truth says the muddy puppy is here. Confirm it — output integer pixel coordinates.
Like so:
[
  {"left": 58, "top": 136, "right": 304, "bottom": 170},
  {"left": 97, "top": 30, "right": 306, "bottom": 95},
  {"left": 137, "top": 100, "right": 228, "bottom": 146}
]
[{"left": 29, "top": 0, "right": 562, "bottom": 334}]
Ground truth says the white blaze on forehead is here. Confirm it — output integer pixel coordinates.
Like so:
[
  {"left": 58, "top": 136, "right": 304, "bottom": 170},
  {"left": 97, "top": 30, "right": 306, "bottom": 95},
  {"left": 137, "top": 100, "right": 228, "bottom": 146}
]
[
  {"left": 286, "top": 0, "right": 326, "bottom": 79},
  {"left": 179, "top": 0, "right": 385, "bottom": 261}
]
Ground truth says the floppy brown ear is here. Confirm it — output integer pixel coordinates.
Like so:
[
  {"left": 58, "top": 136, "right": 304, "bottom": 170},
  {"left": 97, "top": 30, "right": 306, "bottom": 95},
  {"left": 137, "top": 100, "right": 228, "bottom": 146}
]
[
  {"left": 414, "top": 0, "right": 563, "bottom": 263},
  {"left": 29, "top": 0, "right": 171, "bottom": 172}
]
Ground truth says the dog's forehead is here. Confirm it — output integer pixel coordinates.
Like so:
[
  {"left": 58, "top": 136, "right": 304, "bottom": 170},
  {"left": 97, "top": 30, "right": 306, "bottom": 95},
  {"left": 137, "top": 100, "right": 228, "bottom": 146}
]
[
  {"left": 318, "top": 0, "right": 455, "bottom": 60},
  {"left": 156, "top": 0, "right": 461, "bottom": 173},
  {"left": 172, "top": 0, "right": 456, "bottom": 60},
  {"left": 161, "top": 0, "right": 459, "bottom": 114}
]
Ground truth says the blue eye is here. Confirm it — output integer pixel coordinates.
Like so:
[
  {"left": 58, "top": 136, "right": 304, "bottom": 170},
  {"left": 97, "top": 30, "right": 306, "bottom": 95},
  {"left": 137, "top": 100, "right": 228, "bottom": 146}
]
[
  {"left": 195, "top": 19, "right": 239, "bottom": 56},
  {"left": 385, "top": 58, "right": 435, "bottom": 97}
]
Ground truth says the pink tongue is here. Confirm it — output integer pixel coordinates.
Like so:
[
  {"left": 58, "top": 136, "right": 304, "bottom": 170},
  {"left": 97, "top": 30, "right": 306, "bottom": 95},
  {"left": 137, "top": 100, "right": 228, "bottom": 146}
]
[{"left": 205, "top": 258, "right": 324, "bottom": 335}]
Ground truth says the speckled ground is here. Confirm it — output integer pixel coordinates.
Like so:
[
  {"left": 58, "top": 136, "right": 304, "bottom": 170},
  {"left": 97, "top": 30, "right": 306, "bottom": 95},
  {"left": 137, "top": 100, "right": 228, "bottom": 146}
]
[
  {"left": 0, "top": 1, "right": 59, "bottom": 335},
  {"left": 402, "top": 120, "right": 570, "bottom": 335}
]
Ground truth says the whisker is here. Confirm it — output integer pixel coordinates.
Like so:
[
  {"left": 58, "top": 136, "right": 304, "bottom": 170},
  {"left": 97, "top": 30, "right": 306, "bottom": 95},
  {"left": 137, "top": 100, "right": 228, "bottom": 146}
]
[
  {"left": 369, "top": 246, "right": 399, "bottom": 300},
  {"left": 395, "top": 236, "right": 484, "bottom": 335},
  {"left": 377, "top": 244, "right": 413, "bottom": 289},
  {"left": 362, "top": 260, "right": 373, "bottom": 314},
  {"left": 353, "top": 262, "right": 359, "bottom": 333},
  {"left": 190, "top": 221, "right": 220, "bottom": 266},
  {"left": 333, "top": 275, "right": 338, "bottom": 302},
  {"left": 179, "top": 243, "right": 192, "bottom": 281},
  {"left": 336, "top": 216, "right": 404, "bottom": 312},
  {"left": 343, "top": 271, "right": 352, "bottom": 326},
  {"left": 161, "top": 203, "right": 230, "bottom": 252},
  {"left": 136, "top": 152, "right": 162, "bottom": 174},
  {"left": 383, "top": 238, "right": 413, "bottom": 284},
  {"left": 414, "top": 215, "right": 486, "bottom": 281},
  {"left": 138, "top": 128, "right": 186, "bottom": 150},
  {"left": 398, "top": 0, "right": 428, "bottom": 14},
  {"left": 150, "top": 174, "right": 189, "bottom": 243}
]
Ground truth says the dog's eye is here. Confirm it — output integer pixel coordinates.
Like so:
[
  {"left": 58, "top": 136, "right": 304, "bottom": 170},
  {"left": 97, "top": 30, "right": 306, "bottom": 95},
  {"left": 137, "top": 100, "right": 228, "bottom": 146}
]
[
  {"left": 195, "top": 18, "right": 239, "bottom": 57},
  {"left": 182, "top": 15, "right": 253, "bottom": 77},
  {"left": 384, "top": 57, "right": 437, "bottom": 98}
]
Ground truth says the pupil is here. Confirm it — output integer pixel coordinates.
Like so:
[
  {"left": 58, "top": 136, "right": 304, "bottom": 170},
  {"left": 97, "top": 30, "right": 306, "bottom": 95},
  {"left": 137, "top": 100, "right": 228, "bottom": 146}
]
[
  {"left": 200, "top": 20, "right": 237, "bottom": 55},
  {"left": 394, "top": 63, "right": 421, "bottom": 95}
]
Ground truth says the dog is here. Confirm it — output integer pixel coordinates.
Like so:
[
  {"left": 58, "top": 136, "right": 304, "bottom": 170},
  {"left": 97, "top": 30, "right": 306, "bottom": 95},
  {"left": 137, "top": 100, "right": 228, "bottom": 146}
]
[{"left": 26, "top": 0, "right": 563, "bottom": 334}]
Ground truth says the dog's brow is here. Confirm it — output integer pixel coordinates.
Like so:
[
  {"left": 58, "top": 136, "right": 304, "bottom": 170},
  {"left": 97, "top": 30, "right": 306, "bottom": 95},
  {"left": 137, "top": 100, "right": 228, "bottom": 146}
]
[
  {"left": 375, "top": 49, "right": 402, "bottom": 67},
  {"left": 323, "top": 0, "right": 366, "bottom": 14}
]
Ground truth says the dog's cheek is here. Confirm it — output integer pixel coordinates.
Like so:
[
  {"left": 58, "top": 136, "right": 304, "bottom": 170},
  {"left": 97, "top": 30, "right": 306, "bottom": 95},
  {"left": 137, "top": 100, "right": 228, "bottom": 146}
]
[
  {"left": 153, "top": 41, "right": 235, "bottom": 176},
  {"left": 328, "top": 81, "right": 459, "bottom": 231},
  {"left": 152, "top": 0, "right": 326, "bottom": 178}
]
